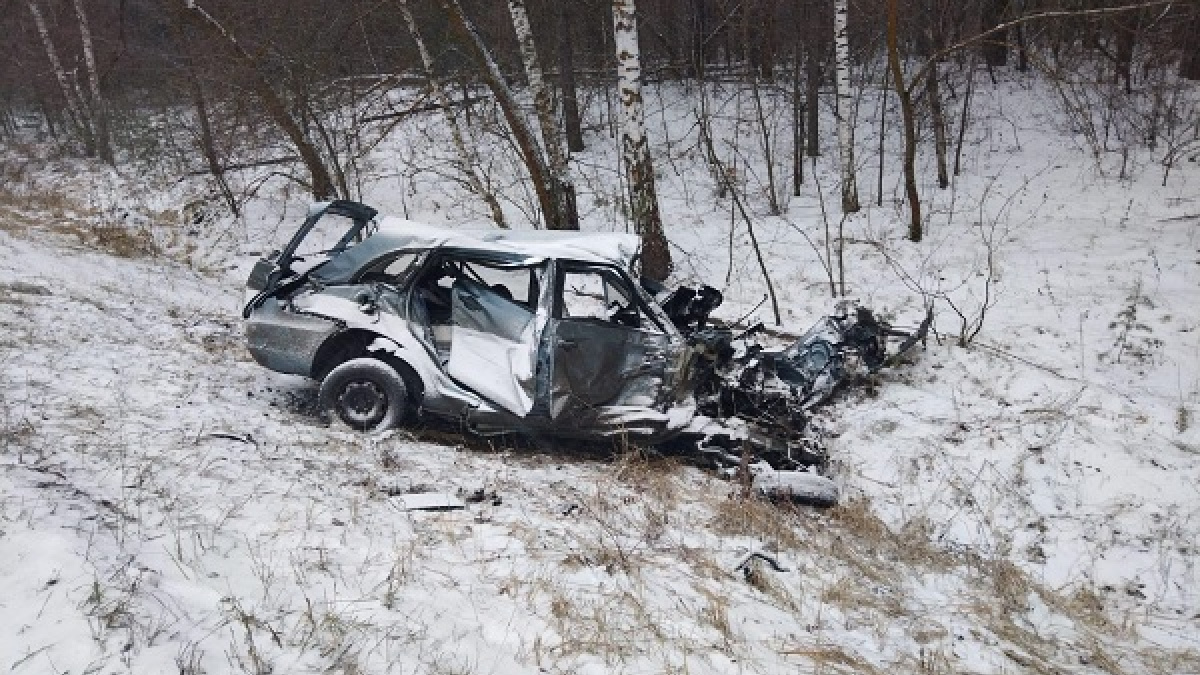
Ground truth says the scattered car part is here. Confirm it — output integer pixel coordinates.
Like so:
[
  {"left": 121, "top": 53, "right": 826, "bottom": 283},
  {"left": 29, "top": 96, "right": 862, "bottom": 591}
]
[{"left": 393, "top": 493, "right": 466, "bottom": 511}]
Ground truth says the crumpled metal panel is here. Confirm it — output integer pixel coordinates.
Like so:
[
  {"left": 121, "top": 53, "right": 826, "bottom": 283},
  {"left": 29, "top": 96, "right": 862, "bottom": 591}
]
[
  {"left": 547, "top": 319, "right": 670, "bottom": 417},
  {"left": 446, "top": 279, "right": 538, "bottom": 416}
]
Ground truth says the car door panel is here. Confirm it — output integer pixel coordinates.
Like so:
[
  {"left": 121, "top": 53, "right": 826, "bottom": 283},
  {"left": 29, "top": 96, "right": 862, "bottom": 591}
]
[
  {"left": 446, "top": 279, "right": 539, "bottom": 417},
  {"left": 547, "top": 263, "right": 679, "bottom": 420},
  {"left": 547, "top": 319, "right": 671, "bottom": 416}
]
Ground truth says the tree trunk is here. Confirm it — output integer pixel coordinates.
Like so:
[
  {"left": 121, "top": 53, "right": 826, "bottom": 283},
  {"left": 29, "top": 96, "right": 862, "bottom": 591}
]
[
  {"left": 182, "top": 1, "right": 337, "bottom": 199},
  {"left": 926, "top": 51, "right": 949, "bottom": 189},
  {"left": 399, "top": 0, "right": 506, "bottom": 228},
  {"left": 692, "top": 0, "right": 709, "bottom": 77},
  {"left": 1014, "top": 0, "right": 1029, "bottom": 72},
  {"left": 793, "top": 44, "right": 804, "bottom": 194},
  {"left": 1114, "top": 12, "right": 1138, "bottom": 94},
  {"left": 27, "top": 0, "right": 95, "bottom": 157},
  {"left": 613, "top": 0, "right": 671, "bottom": 281},
  {"left": 509, "top": 0, "right": 579, "bottom": 229},
  {"left": 441, "top": 0, "right": 562, "bottom": 230},
  {"left": 833, "top": 0, "right": 859, "bottom": 212},
  {"left": 953, "top": 58, "right": 976, "bottom": 177},
  {"left": 187, "top": 75, "right": 238, "bottom": 215},
  {"left": 805, "top": 43, "right": 820, "bottom": 157},
  {"left": 877, "top": 63, "right": 887, "bottom": 206},
  {"left": 887, "top": 0, "right": 922, "bottom": 241},
  {"left": 72, "top": 0, "right": 113, "bottom": 164},
  {"left": 0, "top": 103, "right": 12, "bottom": 140},
  {"left": 557, "top": 2, "right": 585, "bottom": 153}
]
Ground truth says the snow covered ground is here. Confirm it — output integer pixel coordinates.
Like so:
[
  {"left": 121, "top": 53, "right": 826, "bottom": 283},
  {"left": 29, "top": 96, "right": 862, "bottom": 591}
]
[{"left": 2, "top": 72, "right": 1199, "bottom": 674}]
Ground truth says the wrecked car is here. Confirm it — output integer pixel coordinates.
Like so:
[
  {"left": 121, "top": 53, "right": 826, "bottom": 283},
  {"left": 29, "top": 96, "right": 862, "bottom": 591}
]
[{"left": 243, "top": 201, "right": 929, "bottom": 505}]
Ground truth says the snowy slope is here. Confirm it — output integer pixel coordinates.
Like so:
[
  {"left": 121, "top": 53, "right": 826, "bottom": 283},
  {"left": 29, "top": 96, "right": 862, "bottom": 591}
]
[{"left": 2, "top": 72, "right": 1199, "bottom": 674}]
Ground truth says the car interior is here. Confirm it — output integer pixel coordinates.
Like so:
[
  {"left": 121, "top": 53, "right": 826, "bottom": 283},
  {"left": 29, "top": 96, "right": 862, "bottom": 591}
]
[{"left": 409, "top": 255, "right": 545, "bottom": 363}]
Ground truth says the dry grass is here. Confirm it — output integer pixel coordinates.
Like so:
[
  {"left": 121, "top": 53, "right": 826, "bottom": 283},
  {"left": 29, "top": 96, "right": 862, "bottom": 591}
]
[
  {"left": 819, "top": 498, "right": 958, "bottom": 593},
  {"left": 781, "top": 645, "right": 881, "bottom": 675},
  {"left": 57, "top": 219, "right": 160, "bottom": 258},
  {"left": 1141, "top": 647, "right": 1200, "bottom": 675},
  {"left": 0, "top": 173, "right": 164, "bottom": 259},
  {"left": 708, "top": 494, "right": 807, "bottom": 551}
]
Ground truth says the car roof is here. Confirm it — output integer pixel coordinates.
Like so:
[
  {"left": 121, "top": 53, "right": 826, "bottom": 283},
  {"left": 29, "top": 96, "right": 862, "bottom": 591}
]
[{"left": 313, "top": 217, "right": 643, "bottom": 284}]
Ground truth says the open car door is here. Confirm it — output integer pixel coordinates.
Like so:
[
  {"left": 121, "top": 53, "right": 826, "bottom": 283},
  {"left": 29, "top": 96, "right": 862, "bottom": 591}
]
[
  {"left": 244, "top": 200, "right": 378, "bottom": 317},
  {"left": 445, "top": 278, "right": 541, "bottom": 417}
]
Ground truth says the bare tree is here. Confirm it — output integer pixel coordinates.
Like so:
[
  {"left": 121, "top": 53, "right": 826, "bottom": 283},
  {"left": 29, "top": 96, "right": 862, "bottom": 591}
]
[
  {"left": 398, "top": 0, "right": 506, "bottom": 228},
  {"left": 71, "top": 0, "right": 113, "bottom": 163},
  {"left": 833, "top": 0, "right": 860, "bottom": 213},
  {"left": 805, "top": 42, "right": 821, "bottom": 157},
  {"left": 1181, "top": 5, "right": 1200, "bottom": 80},
  {"left": 923, "top": 21, "right": 949, "bottom": 189},
  {"left": 557, "top": 3, "right": 585, "bottom": 152},
  {"left": 181, "top": 0, "right": 339, "bottom": 199},
  {"left": 508, "top": 0, "right": 579, "bottom": 229},
  {"left": 792, "top": 41, "right": 804, "bottom": 193},
  {"left": 172, "top": 11, "right": 238, "bottom": 215},
  {"left": 27, "top": 0, "right": 94, "bottom": 158},
  {"left": 440, "top": 0, "right": 573, "bottom": 230},
  {"left": 887, "top": 0, "right": 922, "bottom": 241},
  {"left": 614, "top": 0, "right": 671, "bottom": 280},
  {"left": 981, "top": 0, "right": 1010, "bottom": 68}
]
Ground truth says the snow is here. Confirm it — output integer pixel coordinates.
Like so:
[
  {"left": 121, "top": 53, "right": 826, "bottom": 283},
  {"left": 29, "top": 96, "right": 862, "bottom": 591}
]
[{"left": 2, "top": 69, "right": 1199, "bottom": 674}]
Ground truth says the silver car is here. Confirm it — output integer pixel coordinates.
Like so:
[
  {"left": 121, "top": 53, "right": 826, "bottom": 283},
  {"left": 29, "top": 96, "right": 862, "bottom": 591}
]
[
  {"left": 244, "top": 200, "right": 698, "bottom": 441},
  {"left": 241, "top": 201, "right": 923, "bottom": 505}
]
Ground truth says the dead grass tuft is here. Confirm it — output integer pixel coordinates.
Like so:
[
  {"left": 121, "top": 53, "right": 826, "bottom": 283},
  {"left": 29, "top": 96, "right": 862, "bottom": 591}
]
[
  {"left": 1141, "top": 647, "right": 1200, "bottom": 674},
  {"left": 611, "top": 447, "right": 682, "bottom": 507},
  {"left": 709, "top": 494, "right": 806, "bottom": 551},
  {"left": 1082, "top": 637, "right": 1127, "bottom": 675},
  {"left": 821, "top": 499, "right": 957, "bottom": 590},
  {"left": 818, "top": 574, "right": 907, "bottom": 618},
  {"left": 60, "top": 220, "right": 160, "bottom": 258},
  {"left": 980, "top": 558, "right": 1033, "bottom": 612},
  {"left": 827, "top": 497, "right": 891, "bottom": 541},
  {"left": 782, "top": 644, "right": 880, "bottom": 674},
  {"left": 1058, "top": 584, "right": 1122, "bottom": 633}
]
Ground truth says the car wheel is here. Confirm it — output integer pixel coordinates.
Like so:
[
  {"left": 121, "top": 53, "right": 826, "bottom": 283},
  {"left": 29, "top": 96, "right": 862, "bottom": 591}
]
[{"left": 319, "top": 358, "right": 409, "bottom": 432}]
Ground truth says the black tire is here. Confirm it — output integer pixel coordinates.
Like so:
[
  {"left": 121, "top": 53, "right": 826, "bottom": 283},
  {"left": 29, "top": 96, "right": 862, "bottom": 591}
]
[{"left": 318, "top": 357, "right": 409, "bottom": 432}]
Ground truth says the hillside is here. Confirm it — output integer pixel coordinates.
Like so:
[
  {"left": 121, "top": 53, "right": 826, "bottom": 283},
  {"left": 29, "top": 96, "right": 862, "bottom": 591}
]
[{"left": 2, "top": 73, "right": 1199, "bottom": 674}]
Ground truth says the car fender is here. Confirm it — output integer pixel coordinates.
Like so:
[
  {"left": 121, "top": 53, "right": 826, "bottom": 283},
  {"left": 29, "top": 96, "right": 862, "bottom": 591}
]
[{"left": 296, "top": 291, "right": 484, "bottom": 414}]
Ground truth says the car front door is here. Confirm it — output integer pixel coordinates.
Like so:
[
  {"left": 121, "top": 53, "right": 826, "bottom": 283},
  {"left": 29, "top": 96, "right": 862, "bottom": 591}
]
[{"left": 544, "top": 262, "right": 680, "bottom": 420}]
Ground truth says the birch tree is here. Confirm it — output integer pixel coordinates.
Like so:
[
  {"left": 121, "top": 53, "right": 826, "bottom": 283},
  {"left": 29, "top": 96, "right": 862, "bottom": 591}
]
[
  {"left": 508, "top": 0, "right": 579, "bottom": 229},
  {"left": 613, "top": 0, "right": 671, "bottom": 281},
  {"left": 440, "top": 0, "right": 569, "bottom": 230},
  {"left": 27, "top": 0, "right": 94, "bottom": 158},
  {"left": 833, "top": 0, "right": 860, "bottom": 213},
  {"left": 398, "top": 0, "right": 506, "bottom": 228},
  {"left": 71, "top": 0, "right": 113, "bottom": 164}
]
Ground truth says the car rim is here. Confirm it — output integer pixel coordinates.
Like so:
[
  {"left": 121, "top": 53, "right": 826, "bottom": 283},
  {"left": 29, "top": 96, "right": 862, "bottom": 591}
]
[{"left": 337, "top": 379, "right": 388, "bottom": 428}]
